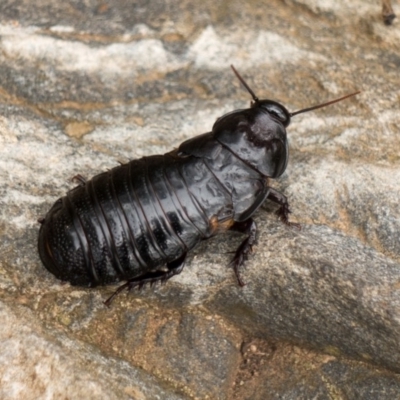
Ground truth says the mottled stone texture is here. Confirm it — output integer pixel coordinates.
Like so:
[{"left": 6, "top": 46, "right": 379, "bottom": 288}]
[{"left": 1, "top": 0, "right": 400, "bottom": 399}]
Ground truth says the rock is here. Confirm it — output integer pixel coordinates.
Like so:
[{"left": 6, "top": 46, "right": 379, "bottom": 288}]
[
  {"left": 0, "top": 302, "right": 185, "bottom": 400},
  {"left": 1, "top": 0, "right": 400, "bottom": 398}
]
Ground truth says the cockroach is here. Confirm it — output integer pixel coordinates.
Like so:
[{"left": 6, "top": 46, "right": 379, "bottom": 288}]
[{"left": 38, "top": 66, "right": 359, "bottom": 305}]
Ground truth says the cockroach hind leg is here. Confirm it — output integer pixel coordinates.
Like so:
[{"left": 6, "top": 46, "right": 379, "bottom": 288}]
[
  {"left": 103, "top": 253, "right": 187, "bottom": 306},
  {"left": 103, "top": 281, "right": 130, "bottom": 307},
  {"left": 71, "top": 174, "right": 87, "bottom": 186}
]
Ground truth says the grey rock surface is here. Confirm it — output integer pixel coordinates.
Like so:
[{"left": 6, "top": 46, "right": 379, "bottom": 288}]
[
  {"left": 1, "top": 0, "right": 400, "bottom": 399},
  {"left": 0, "top": 302, "right": 185, "bottom": 400}
]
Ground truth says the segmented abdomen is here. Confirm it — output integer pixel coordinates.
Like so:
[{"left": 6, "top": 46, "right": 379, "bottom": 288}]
[{"left": 38, "top": 151, "right": 230, "bottom": 286}]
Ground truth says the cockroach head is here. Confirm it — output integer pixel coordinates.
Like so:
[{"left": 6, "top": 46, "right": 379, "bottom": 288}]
[{"left": 230, "top": 65, "right": 360, "bottom": 126}]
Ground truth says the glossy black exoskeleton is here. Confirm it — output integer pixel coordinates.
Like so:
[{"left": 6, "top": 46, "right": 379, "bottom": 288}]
[{"left": 38, "top": 66, "right": 359, "bottom": 305}]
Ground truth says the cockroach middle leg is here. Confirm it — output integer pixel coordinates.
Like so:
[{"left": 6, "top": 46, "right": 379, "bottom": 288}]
[{"left": 229, "top": 218, "right": 257, "bottom": 286}]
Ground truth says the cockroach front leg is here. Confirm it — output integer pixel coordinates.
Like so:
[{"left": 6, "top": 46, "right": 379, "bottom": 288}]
[
  {"left": 229, "top": 218, "right": 257, "bottom": 286},
  {"left": 267, "top": 188, "right": 301, "bottom": 229}
]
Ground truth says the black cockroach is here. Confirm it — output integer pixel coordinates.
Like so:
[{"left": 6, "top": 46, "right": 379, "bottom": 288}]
[{"left": 38, "top": 66, "right": 359, "bottom": 305}]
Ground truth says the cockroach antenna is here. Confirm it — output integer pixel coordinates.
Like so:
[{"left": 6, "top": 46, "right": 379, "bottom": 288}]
[{"left": 230, "top": 64, "right": 360, "bottom": 117}]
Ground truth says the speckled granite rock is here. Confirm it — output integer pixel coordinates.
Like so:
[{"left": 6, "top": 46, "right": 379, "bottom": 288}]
[{"left": 1, "top": 0, "right": 400, "bottom": 399}]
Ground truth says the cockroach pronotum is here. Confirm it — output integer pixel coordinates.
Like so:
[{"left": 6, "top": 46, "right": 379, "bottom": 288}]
[{"left": 38, "top": 66, "right": 359, "bottom": 305}]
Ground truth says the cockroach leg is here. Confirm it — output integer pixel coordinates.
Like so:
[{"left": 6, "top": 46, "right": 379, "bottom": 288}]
[
  {"left": 229, "top": 218, "right": 257, "bottom": 286},
  {"left": 103, "top": 253, "right": 186, "bottom": 306},
  {"left": 267, "top": 188, "right": 301, "bottom": 230},
  {"left": 71, "top": 174, "right": 87, "bottom": 186}
]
